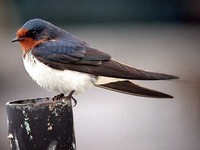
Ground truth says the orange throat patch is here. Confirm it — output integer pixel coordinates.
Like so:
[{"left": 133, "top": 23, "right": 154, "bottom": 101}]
[{"left": 19, "top": 38, "right": 44, "bottom": 52}]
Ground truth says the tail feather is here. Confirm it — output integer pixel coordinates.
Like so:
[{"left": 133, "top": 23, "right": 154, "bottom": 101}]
[{"left": 95, "top": 80, "right": 173, "bottom": 98}]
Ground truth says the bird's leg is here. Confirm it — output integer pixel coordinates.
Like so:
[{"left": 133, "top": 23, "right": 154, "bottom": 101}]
[
  {"left": 65, "top": 90, "right": 77, "bottom": 107},
  {"left": 52, "top": 93, "right": 65, "bottom": 101}
]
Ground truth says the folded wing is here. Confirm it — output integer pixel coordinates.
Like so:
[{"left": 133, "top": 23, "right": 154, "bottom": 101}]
[{"left": 32, "top": 44, "right": 178, "bottom": 80}]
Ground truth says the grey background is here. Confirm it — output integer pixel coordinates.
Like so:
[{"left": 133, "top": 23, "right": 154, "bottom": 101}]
[{"left": 0, "top": 1, "right": 200, "bottom": 150}]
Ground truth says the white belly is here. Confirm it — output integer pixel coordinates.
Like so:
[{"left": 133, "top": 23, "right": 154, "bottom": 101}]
[{"left": 23, "top": 52, "right": 96, "bottom": 95}]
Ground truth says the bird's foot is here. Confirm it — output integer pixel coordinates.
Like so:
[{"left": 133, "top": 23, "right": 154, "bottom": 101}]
[
  {"left": 52, "top": 93, "right": 65, "bottom": 101},
  {"left": 52, "top": 91, "right": 77, "bottom": 106},
  {"left": 64, "top": 91, "right": 77, "bottom": 107}
]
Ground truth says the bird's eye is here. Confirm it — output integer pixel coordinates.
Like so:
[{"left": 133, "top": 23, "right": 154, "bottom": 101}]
[
  {"left": 25, "top": 30, "right": 36, "bottom": 37},
  {"left": 32, "top": 30, "right": 37, "bottom": 35},
  {"left": 25, "top": 30, "right": 38, "bottom": 38}
]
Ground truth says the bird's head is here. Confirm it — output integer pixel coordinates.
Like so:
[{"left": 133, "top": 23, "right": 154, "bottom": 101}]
[{"left": 12, "top": 18, "right": 58, "bottom": 52}]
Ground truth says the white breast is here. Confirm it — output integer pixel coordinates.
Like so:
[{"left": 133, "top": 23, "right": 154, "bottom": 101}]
[{"left": 23, "top": 52, "right": 96, "bottom": 95}]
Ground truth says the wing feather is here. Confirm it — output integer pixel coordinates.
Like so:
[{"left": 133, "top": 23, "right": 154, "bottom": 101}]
[
  {"left": 32, "top": 42, "right": 111, "bottom": 66},
  {"left": 32, "top": 42, "right": 178, "bottom": 80}
]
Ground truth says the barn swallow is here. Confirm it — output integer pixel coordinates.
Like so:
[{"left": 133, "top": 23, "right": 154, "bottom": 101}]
[{"left": 12, "top": 18, "right": 178, "bottom": 104}]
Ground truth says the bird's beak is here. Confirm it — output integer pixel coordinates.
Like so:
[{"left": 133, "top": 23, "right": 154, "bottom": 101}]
[{"left": 11, "top": 37, "right": 25, "bottom": 42}]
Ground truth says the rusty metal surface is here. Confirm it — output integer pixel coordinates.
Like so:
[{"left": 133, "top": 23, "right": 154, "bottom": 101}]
[{"left": 6, "top": 97, "right": 76, "bottom": 150}]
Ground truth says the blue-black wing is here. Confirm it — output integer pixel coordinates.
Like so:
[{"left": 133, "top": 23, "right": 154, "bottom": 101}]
[
  {"left": 32, "top": 40, "right": 111, "bottom": 65},
  {"left": 32, "top": 40, "right": 178, "bottom": 80}
]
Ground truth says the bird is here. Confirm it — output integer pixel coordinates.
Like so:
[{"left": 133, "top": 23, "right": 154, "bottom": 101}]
[{"left": 12, "top": 18, "right": 178, "bottom": 105}]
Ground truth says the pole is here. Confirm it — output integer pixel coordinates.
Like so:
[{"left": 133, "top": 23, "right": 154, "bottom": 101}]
[{"left": 6, "top": 97, "right": 76, "bottom": 150}]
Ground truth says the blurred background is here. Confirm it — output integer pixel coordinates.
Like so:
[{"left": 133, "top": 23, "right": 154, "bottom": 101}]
[{"left": 0, "top": 0, "right": 200, "bottom": 149}]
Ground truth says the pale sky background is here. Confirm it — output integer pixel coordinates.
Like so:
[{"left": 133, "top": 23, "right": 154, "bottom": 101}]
[{"left": 0, "top": 23, "right": 199, "bottom": 150}]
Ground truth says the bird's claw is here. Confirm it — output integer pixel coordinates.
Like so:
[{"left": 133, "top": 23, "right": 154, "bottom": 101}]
[
  {"left": 52, "top": 93, "right": 65, "bottom": 101},
  {"left": 65, "top": 91, "right": 77, "bottom": 107}
]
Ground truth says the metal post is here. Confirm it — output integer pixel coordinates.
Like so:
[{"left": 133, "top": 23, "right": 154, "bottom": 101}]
[{"left": 6, "top": 97, "right": 76, "bottom": 150}]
